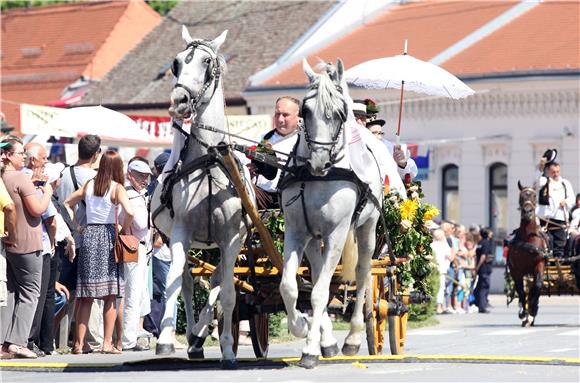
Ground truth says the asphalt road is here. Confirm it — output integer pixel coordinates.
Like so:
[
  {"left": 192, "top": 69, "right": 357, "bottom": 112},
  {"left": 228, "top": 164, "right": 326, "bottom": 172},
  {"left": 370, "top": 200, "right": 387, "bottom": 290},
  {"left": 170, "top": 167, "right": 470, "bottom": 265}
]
[{"left": 1, "top": 294, "right": 579, "bottom": 382}]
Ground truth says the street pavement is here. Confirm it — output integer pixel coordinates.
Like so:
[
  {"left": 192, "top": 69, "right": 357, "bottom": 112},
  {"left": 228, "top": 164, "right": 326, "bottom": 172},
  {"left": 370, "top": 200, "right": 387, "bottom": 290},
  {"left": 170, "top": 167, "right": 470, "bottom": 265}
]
[{"left": 1, "top": 294, "right": 578, "bottom": 382}]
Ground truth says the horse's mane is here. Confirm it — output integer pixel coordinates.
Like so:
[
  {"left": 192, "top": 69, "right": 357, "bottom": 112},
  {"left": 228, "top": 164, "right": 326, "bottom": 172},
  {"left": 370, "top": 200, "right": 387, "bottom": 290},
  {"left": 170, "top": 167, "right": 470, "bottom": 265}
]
[{"left": 308, "top": 66, "right": 345, "bottom": 120}]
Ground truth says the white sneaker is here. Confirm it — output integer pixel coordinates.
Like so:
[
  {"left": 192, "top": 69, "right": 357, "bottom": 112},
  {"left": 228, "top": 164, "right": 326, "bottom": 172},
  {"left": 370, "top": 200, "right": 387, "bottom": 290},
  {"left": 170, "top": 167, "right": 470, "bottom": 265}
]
[
  {"left": 444, "top": 307, "right": 456, "bottom": 314},
  {"left": 137, "top": 330, "right": 153, "bottom": 339},
  {"left": 468, "top": 305, "right": 479, "bottom": 314}
]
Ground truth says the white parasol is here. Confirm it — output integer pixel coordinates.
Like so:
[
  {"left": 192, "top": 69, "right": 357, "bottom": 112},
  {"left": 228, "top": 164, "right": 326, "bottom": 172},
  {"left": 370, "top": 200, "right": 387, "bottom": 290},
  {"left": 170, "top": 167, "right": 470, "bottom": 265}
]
[
  {"left": 43, "top": 105, "right": 153, "bottom": 145},
  {"left": 344, "top": 41, "right": 475, "bottom": 137}
]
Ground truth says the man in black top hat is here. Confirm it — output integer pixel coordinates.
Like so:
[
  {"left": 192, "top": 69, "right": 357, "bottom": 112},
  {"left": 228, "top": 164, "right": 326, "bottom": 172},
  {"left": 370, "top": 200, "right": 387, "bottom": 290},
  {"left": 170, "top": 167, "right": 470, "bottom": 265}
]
[{"left": 535, "top": 149, "right": 575, "bottom": 257}]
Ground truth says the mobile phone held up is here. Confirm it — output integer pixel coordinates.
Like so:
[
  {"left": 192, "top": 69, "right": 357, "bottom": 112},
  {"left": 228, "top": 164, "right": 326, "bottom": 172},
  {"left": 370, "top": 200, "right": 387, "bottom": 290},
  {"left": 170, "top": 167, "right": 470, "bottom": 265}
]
[{"left": 34, "top": 180, "right": 46, "bottom": 187}]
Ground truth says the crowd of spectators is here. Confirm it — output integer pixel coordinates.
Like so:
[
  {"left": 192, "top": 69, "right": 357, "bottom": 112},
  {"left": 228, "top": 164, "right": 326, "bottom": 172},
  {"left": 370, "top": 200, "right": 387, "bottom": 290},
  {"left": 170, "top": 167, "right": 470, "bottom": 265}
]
[
  {"left": 430, "top": 222, "right": 495, "bottom": 315},
  {"left": 0, "top": 134, "right": 178, "bottom": 359}
]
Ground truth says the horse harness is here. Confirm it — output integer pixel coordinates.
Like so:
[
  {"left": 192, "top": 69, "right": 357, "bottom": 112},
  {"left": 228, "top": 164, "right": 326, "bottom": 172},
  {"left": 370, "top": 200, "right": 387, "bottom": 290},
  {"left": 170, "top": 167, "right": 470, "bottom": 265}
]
[
  {"left": 509, "top": 187, "right": 550, "bottom": 258},
  {"left": 172, "top": 40, "right": 222, "bottom": 115},
  {"left": 151, "top": 123, "right": 245, "bottom": 246},
  {"left": 299, "top": 83, "right": 348, "bottom": 167}
]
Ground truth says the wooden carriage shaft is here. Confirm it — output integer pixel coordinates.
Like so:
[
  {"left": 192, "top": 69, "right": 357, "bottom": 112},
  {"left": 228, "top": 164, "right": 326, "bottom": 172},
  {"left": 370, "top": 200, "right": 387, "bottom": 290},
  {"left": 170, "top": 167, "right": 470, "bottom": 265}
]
[
  {"left": 189, "top": 257, "right": 255, "bottom": 293},
  {"left": 190, "top": 258, "right": 393, "bottom": 279},
  {"left": 220, "top": 149, "right": 285, "bottom": 271}
]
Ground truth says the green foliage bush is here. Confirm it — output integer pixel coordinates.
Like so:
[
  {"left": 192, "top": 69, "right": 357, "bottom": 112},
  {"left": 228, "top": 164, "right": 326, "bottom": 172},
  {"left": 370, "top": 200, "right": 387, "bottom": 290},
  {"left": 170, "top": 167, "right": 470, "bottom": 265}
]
[{"left": 408, "top": 267, "right": 439, "bottom": 322}]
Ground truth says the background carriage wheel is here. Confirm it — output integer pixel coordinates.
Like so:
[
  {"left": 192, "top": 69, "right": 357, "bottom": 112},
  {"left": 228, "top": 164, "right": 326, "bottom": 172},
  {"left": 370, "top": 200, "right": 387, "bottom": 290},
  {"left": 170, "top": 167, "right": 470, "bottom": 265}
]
[
  {"left": 217, "top": 300, "right": 240, "bottom": 356},
  {"left": 249, "top": 312, "right": 269, "bottom": 358},
  {"left": 365, "top": 275, "right": 386, "bottom": 354}
]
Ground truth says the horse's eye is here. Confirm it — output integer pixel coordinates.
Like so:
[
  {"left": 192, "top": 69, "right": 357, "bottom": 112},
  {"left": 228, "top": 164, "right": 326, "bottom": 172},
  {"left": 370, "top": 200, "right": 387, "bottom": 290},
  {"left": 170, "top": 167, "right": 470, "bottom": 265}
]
[
  {"left": 204, "top": 57, "right": 211, "bottom": 65},
  {"left": 171, "top": 59, "right": 180, "bottom": 77}
]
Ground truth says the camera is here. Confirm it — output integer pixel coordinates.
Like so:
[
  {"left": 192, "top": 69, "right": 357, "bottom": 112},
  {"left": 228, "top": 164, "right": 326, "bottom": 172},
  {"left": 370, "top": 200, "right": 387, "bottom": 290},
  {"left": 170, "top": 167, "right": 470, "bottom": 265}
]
[{"left": 34, "top": 180, "right": 46, "bottom": 187}]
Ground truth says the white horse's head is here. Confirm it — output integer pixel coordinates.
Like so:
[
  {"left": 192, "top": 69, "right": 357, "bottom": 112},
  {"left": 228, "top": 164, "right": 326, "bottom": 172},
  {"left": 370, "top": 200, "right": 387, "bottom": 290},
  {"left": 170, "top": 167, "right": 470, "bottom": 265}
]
[
  {"left": 301, "top": 58, "right": 347, "bottom": 176},
  {"left": 168, "top": 27, "right": 228, "bottom": 120}
]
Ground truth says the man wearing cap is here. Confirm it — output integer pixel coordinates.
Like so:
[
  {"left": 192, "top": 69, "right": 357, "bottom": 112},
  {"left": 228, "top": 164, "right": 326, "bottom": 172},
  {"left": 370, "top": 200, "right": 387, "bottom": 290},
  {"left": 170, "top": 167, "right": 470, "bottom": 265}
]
[
  {"left": 535, "top": 151, "right": 575, "bottom": 258},
  {"left": 122, "top": 157, "right": 153, "bottom": 351},
  {"left": 350, "top": 100, "right": 407, "bottom": 197},
  {"left": 361, "top": 99, "right": 418, "bottom": 181}
]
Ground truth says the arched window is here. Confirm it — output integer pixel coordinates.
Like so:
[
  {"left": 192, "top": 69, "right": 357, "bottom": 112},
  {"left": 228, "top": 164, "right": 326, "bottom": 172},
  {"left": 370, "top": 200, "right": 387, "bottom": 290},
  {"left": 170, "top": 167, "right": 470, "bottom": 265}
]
[
  {"left": 442, "top": 164, "right": 459, "bottom": 222},
  {"left": 489, "top": 163, "right": 508, "bottom": 236}
]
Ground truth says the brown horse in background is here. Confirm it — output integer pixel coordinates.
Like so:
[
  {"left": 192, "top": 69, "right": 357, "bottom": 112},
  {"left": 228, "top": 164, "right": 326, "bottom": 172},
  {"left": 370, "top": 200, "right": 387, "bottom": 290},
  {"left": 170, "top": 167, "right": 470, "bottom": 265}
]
[{"left": 507, "top": 182, "right": 548, "bottom": 327}]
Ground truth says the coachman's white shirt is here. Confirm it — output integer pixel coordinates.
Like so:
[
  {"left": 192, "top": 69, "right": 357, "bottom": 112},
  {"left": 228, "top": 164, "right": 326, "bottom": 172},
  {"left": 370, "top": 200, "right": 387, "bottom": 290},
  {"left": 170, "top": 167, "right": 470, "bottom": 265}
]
[{"left": 535, "top": 170, "right": 575, "bottom": 221}]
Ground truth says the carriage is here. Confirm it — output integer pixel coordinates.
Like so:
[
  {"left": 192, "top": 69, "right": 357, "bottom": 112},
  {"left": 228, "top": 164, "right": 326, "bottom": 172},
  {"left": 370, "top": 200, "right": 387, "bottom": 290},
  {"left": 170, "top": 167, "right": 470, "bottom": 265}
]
[
  {"left": 149, "top": 27, "right": 432, "bottom": 369},
  {"left": 185, "top": 146, "right": 426, "bottom": 358}
]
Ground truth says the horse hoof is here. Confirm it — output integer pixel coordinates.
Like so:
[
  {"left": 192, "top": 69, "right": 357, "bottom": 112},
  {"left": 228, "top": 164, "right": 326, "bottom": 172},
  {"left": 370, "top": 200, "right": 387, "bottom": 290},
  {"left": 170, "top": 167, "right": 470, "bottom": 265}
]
[
  {"left": 187, "top": 334, "right": 206, "bottom": 349},
  {"left": 321, "top": 343, "right": 339, "bottom": 358},
  {"left": 298, "top": 353, "right": 320, "bottom": 369},
  {"left": 518, "top": 311, "right": 526, "bottom": 320},
  {"left": 221, "top": 359, "right": 238, "bottom": 370},
  {"left": 187, "top": 347, "right": 204, "bottom": 359},
  {"left": 341, "top": 343, "right": 361, "bottom": 357},
  {"left": 155, "top": 343, "right": 175, "bottom": 355}
]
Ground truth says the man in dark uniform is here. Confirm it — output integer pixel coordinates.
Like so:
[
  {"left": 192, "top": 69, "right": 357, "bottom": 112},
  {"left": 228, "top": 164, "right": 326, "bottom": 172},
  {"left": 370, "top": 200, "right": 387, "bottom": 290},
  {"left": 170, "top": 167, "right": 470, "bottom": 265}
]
[{"left": 473, "top": 228, "right": 494, "bottom": 313}]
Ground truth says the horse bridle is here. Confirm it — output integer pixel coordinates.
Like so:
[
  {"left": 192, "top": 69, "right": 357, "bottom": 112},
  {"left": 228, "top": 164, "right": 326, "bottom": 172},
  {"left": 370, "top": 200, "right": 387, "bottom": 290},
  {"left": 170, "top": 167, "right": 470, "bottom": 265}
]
[
  {"left": 300, "top": 84, "right": 348, "bottom": 166},
  {"left": 519, "top": 187, "right": 537, "bottom": 211},
  {"left": 172, "top": 40, "right": 221, "bottom": 113}
]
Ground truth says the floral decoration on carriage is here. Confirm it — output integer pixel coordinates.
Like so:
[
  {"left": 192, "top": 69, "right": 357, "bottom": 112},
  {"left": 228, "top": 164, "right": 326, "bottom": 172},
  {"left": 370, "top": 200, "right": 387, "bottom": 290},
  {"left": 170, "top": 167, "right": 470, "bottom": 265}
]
[{"left": 378, "top": 181, "right": 439, "bottom": 298}]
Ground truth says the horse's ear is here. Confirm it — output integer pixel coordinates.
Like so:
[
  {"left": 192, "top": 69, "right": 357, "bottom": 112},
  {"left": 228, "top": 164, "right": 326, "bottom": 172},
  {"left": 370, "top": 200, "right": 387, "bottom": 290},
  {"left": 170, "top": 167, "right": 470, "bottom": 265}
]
[
  {"left": 210, "top": 30, "right": 228, "bottom": 52},
  {"left": 518, "top": 180, "right": 523, "bottom": 191},
  {"left": 181, "top": 25, "right": 194, "bottom": 45},
  {"left": 303, "top": 58, "right": 316, "bottom": 83},
  {"left": 336, "top": 59, "right": 344, "bottom": 82}
]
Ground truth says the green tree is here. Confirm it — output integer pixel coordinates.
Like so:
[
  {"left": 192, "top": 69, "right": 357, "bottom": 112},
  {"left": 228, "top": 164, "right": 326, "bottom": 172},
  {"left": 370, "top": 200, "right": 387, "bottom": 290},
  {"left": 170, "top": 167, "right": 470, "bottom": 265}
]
[
  {"left": 145, "top": 0, "right": 178, "bottom": 16},
  {"left": 1, "top": 0, "right": 178, "bottom": 15},
  {"left": 1, "top": 0, "right": 76, "bottom": 11}
]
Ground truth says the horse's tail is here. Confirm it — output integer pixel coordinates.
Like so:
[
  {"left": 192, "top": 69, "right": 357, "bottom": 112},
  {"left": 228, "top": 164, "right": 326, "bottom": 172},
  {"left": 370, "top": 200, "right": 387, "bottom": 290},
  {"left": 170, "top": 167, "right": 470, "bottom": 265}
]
[{"left": 341, "top": 229, "right": 358, "bottom": 282}]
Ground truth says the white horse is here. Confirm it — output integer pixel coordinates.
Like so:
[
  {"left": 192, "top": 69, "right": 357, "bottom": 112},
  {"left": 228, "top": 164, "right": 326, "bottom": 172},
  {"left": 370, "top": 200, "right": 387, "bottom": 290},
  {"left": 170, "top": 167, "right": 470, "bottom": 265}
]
[
  {"left": 279, "top": 59, "right": 383, "bottom": 368},
  {"left": 150, "top": 27, "right": 254, "bottom": 369}
]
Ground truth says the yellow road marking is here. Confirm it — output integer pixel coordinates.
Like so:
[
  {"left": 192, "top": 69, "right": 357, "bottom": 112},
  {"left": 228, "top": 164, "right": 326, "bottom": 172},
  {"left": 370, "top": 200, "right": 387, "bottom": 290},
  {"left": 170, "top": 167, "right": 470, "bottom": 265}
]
[{"left": 1, "top": 354, "right": 578, "bottom": 370}]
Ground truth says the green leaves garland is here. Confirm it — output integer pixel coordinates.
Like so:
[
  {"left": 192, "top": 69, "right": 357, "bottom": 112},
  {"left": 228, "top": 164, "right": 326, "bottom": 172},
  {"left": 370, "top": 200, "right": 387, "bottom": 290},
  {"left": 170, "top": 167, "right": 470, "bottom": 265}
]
[{"left": 377, "top": 181, "right": 439, "bottom": 294}]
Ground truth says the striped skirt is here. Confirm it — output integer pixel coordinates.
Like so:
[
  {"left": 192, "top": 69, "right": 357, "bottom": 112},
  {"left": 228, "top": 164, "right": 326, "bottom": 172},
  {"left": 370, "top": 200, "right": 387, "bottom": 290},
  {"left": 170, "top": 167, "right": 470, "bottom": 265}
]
[{"left": 76, "top": 224, "right": 124, "bottom": 298}]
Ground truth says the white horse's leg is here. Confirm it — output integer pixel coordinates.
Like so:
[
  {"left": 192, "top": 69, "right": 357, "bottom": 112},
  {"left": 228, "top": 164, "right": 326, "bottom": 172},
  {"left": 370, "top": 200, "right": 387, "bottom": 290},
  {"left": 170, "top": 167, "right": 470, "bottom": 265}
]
[
  {"left": 280, "top": 233, "right": 310, "bottom": 339},
  {"left": 187, "top": 267, "right": 223, "bottom": 358},
  {"left": 305, "top": 241, "right": 338, "bottom": 358},
  {"left": 343, "top": 220, "right": 376, "bottom": 356},
  {"left": 155, "top": 224, "right": 188, "bottom": 355},
  {"left": 300, "top": 226, "right": 349, "bottom": 368},
  {"left": 218, "top": 233, "right": 241, "bottom": 369}
]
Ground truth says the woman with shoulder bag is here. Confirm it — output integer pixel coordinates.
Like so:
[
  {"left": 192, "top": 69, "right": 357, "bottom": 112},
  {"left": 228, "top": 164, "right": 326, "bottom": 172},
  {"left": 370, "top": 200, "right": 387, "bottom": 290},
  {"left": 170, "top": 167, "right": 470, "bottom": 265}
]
[{"left": 64, "top": 151, "right": 134, "bottom": 354}]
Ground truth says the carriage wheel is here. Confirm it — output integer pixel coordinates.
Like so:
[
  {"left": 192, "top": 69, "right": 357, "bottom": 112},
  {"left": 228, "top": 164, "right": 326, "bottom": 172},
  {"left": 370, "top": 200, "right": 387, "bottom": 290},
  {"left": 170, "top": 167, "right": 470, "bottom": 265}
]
[
  {"left": 249, "top": 312, "right": 269, "bottom": 358},
  {"left": 365, "top": 275, "right": 386, "bottom": 355},
  {"left": 399, "top": 311, "right": 409, "bottom": 348},
  {"left": 387, "top": 278, "right": 408, "bottom": 355},
  {"left": 387, "top": 314, "right": 404, "bottom": 355},
  {"left": 217, "top": 301, "right": 240, "bottom": 356}
]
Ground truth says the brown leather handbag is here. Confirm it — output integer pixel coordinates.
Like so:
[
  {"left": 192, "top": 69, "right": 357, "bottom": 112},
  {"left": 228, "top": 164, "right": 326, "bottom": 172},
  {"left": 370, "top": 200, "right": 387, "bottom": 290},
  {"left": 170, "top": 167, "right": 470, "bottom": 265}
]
[{"left": 114, "top": 188, "right": 139, "bottom": 263}]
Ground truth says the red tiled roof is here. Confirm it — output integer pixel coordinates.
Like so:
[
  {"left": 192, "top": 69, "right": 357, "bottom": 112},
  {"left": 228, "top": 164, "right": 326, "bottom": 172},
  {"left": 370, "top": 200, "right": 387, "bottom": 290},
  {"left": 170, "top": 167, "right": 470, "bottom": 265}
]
[
  {"left": 1, "top": 0, "right": 160, "bottom": 131},
  {"left": 442, "top": 1, "right": 580, "bottom": 75},
  {"left": 261, "top": 1, "right": 516, "bottom": 87}
]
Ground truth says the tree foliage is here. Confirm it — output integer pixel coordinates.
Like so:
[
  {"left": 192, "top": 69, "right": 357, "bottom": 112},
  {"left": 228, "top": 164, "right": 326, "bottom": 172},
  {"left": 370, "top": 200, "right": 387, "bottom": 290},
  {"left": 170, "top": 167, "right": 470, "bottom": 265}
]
[
  {"left": 1, "top": 0, "right": 77, "bottom": 11},
  {"left": 145, "top": 0, "right": 178, "bottom": 16},
  {"left": 1, "top": 0, "right": 178, "bottom": 16}
]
